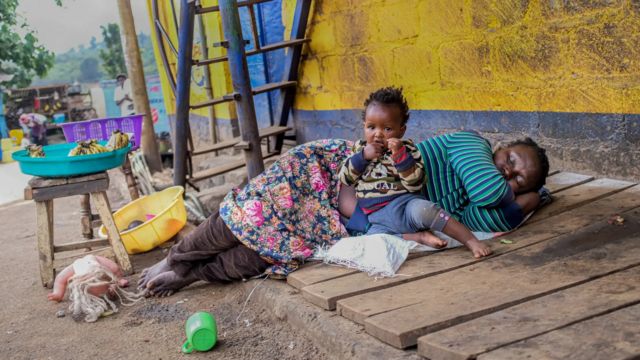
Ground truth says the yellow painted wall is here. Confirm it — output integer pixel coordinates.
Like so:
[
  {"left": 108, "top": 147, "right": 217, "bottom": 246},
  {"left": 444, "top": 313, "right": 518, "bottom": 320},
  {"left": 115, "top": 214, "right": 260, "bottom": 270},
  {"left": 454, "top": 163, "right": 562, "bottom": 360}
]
[
  {"left": 293, "top": 0, "right": 640, "bottom": 114},
  {"left": 145, "top": 0, "right": 236, "bottom": 120}
]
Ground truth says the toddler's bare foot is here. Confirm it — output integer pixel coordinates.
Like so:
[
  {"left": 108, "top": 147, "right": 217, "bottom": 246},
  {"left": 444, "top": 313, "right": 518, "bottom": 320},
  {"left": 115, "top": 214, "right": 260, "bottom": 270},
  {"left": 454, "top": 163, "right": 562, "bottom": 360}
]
[
  {"left": 138, "top": 258, "right": 171, "bottom": 290},
  {"left": 403, "top": 232, "right": 447, "bottom": 249},
  {"left": 146, "top": 270, "right": 198, "bottom": 297},
  {"left": 466, "top": 239, "right": 492, "bottom": 258}
]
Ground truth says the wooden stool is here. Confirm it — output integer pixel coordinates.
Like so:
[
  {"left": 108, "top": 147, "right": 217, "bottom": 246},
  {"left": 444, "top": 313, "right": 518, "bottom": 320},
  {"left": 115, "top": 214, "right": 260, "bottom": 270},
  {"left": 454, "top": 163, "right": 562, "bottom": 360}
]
[{"left": 24, "top": 172, "right": 133, "bottom": 288}]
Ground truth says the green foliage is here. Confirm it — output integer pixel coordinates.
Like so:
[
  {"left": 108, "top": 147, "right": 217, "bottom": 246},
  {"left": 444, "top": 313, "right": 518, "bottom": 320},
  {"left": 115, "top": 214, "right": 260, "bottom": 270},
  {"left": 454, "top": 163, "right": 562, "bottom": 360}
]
[
  {"left": 0, "top": 0, "right": 55, "bottom": 88},
  {"left": 33, "top": 33, "right": 159, "bottom": 86},
  {"left": 99, "top": 23, "right": 127, "bottom": 78},
  {"left": 138, "top": 33, "right": 159, "bottom": 79}
]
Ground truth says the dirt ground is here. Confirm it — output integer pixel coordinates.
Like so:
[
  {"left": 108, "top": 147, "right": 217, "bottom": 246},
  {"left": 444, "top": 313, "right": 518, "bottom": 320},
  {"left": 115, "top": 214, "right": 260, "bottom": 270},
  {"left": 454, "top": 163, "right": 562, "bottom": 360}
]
[{"left": 0, "top": 195, "right": 329, "bottom": 360}]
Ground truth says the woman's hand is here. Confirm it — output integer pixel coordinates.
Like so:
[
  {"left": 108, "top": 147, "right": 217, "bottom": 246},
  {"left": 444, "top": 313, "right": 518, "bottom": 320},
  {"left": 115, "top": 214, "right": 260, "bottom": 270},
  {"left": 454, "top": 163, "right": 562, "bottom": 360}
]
[{"left": 515, "top": 191, "right": 541, "bottom": 214}]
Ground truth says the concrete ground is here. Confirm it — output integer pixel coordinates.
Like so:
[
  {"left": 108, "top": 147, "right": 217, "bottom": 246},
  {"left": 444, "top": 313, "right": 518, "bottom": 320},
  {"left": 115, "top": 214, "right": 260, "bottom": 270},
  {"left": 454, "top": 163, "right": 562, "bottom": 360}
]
[
  {"left": 0, "top": 186, "right": 413, "bottom": 359},
  {"left": 0, "top": 161, "right": 31, "bottom": 206}
]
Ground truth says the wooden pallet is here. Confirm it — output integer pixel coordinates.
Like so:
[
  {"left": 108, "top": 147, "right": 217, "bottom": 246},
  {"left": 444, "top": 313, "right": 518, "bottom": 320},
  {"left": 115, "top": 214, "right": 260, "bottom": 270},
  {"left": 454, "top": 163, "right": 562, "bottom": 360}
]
[{"left": 287, "top": 172, "right": 640, "bottom": 359}]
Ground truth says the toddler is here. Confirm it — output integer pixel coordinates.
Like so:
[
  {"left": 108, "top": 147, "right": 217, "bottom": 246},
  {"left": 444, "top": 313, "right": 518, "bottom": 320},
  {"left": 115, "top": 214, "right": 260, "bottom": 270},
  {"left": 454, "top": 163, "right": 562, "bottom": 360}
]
[{"left": 339, "top": 87, "right": 491, "bottom": 258}]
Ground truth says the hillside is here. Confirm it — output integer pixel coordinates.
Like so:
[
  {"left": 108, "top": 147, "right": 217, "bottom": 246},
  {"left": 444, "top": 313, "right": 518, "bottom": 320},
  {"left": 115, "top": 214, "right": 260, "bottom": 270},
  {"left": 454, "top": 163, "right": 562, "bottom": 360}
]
[{"left": 32, "top": 33, "right": 158, "bottom": 86}]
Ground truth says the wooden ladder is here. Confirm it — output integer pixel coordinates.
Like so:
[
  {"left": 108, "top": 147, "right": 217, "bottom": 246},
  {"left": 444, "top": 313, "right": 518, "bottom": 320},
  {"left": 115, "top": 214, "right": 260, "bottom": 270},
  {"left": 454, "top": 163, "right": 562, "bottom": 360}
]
[{"left": 152, "top": 0, "right": 312, "bottom": 189}]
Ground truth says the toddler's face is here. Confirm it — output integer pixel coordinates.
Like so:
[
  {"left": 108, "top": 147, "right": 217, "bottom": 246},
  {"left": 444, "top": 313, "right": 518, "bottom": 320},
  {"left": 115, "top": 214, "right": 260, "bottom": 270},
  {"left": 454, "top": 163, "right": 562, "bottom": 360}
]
[{"left": 363, "top": 102, "right": 406, "bottom": 150}]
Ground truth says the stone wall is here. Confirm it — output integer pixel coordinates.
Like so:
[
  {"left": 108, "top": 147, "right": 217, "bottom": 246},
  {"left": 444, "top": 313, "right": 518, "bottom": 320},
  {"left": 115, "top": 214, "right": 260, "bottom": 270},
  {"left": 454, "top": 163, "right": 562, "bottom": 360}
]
[{"left": 289, "top": 0, "right": 640, "bottom": 180}]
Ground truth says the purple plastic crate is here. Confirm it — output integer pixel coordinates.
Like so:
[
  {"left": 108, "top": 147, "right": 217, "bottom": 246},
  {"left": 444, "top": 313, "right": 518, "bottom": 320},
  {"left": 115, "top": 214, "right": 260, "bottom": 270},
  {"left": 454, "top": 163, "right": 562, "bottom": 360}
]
[{"left": 59, "top": 114, "right": 143, "bottom": 150}]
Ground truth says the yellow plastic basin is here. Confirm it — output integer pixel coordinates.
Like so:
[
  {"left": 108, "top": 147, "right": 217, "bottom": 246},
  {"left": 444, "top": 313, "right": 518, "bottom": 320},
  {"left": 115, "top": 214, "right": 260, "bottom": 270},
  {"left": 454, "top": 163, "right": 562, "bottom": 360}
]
[{"left": 99, "top": 186, "right": 187, "bottom": 254}]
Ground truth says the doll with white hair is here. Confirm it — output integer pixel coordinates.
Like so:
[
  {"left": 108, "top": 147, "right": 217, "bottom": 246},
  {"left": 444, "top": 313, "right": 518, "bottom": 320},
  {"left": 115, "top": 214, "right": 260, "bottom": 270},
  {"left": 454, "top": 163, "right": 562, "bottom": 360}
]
[{"left": 48, "top": 255, "right": 142, "bottom": 322}]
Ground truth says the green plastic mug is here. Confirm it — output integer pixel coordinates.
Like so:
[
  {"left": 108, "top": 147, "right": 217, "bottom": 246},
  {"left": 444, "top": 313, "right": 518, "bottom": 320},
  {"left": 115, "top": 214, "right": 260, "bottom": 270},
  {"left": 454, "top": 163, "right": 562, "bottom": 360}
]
[{"left": 182, "top": 311, "right": 217, "bottom": 354}]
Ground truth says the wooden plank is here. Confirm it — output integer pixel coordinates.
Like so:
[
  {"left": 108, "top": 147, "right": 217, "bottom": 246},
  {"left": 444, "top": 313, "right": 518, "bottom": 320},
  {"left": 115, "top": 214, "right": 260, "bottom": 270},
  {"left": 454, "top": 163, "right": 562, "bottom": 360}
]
[
  {"left": 36, "top": 200, "right": 55, "bottom": 288},
  {"left": 28, "top": 172, "right": 107, "bottom": 188},
  {"left": 337, "top": 211, "right": 640, "bottom": 348},
  {"left": 30, "top": 178, "right": 109, "bottom": 201},
  {"left": 252, "top": 81, "right": 297, "bottom": 95},
  {"left": 53, "top": 239, "right": 110, "bottom": 252},
  {"left": 303, "top": 185, "right": 640, "bottom": 309},
  {"left": 544, "top": 172, "right": 594, "bottom": 193},
  {"left": 289, "top": 175, "right": 629, "bottom": 290},
  {"left": 477, "top": 303, "right": 640, "bottom": 360},
  {"left": 303, "top": 231, "right": 556, "bottom": 310},
  {"left": 287, "top": 263, "right": 357, "bottom": 290},
  {"left": 526, "top": 178, "right": 634, "bottom": 224},
  {"left": 91, "top": 191, "right": 133, "bottom": 275},
  {"left": 191, "top": 126, "right": 289, "bottom": 156},
  {"left": 189, "top": 151, "right": 279, "bottom": 182},
  {"left": 418, "top": 266, "right": 640, "bottom": 360},
  {"left": 288, "top": 249, "right": 433, "bottom": 290}
]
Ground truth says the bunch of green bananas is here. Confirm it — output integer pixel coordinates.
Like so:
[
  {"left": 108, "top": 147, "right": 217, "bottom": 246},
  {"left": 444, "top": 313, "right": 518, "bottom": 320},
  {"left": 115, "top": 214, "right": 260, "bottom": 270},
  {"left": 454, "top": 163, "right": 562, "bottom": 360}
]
[
  {"left": 68, "top": 140, "right": 110, "bottom": 156},
  {"left": 27, "top": 145, "right": 45, "bottom": 158},
  {"left": 107, "top": 130, "right": 129, "bottom": 150}
]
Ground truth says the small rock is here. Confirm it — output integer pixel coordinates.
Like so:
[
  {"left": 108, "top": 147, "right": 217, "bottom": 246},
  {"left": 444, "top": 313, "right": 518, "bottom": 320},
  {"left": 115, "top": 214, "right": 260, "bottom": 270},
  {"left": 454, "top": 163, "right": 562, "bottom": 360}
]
[
  {"left": 56, "top": 310, "right": 66, "bottom": 318},
  {"left": 288, "top": 341, "right": 295, "bottom": 350},
  {"left": 6, "top": 330, "right": 14, "bottom": 334},
  {"left": 176, "top": 300, "right": 184, "bottom": 304}
]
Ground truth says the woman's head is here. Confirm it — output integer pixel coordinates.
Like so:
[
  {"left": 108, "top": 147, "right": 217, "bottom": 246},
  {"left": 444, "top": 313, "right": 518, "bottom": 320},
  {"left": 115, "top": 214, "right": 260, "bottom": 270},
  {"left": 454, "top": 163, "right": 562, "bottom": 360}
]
[{"left": 493, "top": 137, "right": 549, "bottom": 194}]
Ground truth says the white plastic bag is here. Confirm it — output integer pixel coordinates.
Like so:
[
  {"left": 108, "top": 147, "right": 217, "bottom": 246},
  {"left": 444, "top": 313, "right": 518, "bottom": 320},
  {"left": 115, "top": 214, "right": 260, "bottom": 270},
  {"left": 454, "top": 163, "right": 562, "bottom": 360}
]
[{"left": 314, "top": 234, "right": 411, "bottom": 277}]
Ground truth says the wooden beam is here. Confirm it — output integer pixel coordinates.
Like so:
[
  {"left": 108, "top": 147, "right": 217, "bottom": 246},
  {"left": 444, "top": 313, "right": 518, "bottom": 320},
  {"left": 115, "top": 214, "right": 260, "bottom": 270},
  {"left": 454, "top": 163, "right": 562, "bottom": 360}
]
[
  {"left": 30, "top": 178, "right": 109, "bottom": 202},
  {"left": 302, "top": 183, "right": 640, "bottom": 310},
  {"left": 477, "top": 303, "right": 640, "bottom": 359},
  {"left": 527, "top": 178, "right": 635, "bottom": 224},
  {"left": 54, "top": 239, "right": 110, "bottom": 252},
  {"left": 418, "top": 266, "right": 640, "bottom": 360},
  {"left": 544, "top": 171, "right": 594, "bottom": 193},
  {"left": 344, "top": 212, "right": 640, "bottom": 348},
  {"left": 117, "top": 0, "right": 162, "bottom": 172},
  {"left": 292, "top": 181, "right": 638, "bottom": 294}
]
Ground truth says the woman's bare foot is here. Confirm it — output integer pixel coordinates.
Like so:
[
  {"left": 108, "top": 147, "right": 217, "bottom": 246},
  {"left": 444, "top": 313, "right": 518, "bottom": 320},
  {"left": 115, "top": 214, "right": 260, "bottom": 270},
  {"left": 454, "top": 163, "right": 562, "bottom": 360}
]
[
  {"left": 145, "top": 270, "right": 198, "bottom": 297},
  {"left": 137, "top": 258, "right": 171, "bottom": 290},
  {"left": 465, "top": 238, "right": 492, "bottom": 258},
  {"left": 403, "top": 231, "right": 447, "bottom": 248}
]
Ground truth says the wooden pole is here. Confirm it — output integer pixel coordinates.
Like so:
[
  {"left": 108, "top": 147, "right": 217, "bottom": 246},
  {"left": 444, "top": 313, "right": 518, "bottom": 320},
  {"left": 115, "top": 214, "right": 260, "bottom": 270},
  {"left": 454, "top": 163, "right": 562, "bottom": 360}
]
[
  {"left": 173, "top": 0, "right": 196, "bottom": 188},
  {"left": 219, "top": 0, "right": 264, "bottom": 179},
  {"left": 196, "top": 15, "right": 219, "bottom": 150},
  {"left": 117, "top": 0, "right": 162, "bottom": 173}
]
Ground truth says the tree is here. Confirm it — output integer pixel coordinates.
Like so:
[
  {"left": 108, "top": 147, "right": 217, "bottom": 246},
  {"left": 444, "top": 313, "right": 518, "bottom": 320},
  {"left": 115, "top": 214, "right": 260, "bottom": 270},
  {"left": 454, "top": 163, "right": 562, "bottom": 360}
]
[
  {"left": 79, "top": 58, "right": 101, "bottom": 83},
  {"left": 0, "top": 0, "right": 55, "bottom": 88},
  {"left": 99, "top": 23, "right": 126, "bottom": 78},
  {"left": 89, "top": 36, "right": 98, "bottom": 50}
]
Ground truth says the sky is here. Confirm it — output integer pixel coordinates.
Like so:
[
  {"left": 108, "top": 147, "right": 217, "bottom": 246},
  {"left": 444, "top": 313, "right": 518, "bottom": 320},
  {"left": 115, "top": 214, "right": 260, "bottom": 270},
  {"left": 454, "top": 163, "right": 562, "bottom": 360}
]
[{"left": 16, "top": 0, "right": 153, "bottom": 54}]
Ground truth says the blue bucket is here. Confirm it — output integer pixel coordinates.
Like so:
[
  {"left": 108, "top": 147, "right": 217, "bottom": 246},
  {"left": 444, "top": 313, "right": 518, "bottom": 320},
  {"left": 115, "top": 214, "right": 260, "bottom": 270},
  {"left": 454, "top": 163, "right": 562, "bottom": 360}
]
[{"left": 53, "top": 113, "right": 66, "bottom": 124}]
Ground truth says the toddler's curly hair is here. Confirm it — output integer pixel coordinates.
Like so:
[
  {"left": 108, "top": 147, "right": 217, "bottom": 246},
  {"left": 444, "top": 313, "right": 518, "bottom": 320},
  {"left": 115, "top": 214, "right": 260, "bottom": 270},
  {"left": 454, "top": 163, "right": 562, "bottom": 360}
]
[{"left": 362, "top": 86, "right": 410, "bottom": 125}]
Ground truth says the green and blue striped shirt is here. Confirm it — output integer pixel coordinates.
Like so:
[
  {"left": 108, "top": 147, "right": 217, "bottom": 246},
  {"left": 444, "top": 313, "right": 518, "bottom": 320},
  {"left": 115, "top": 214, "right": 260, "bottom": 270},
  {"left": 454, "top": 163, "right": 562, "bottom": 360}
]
[{"left": 417, "top": 131, "right": 523, "bottom": 232}]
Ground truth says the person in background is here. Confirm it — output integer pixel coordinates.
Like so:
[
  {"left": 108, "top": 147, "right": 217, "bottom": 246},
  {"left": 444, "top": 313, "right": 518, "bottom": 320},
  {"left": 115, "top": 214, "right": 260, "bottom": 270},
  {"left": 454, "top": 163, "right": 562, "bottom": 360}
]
[
  {"left": 19, "top": 113, "right": 48, "bottom": 146},
  {"left": 114, "top": 74, "right": 135, "bottom": 116}
]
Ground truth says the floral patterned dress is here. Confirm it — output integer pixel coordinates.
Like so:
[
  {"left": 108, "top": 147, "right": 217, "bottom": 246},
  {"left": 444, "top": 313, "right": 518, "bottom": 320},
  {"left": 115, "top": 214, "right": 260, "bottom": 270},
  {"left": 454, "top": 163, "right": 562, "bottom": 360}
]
[{"left": 219, "top": 139, "right": 353, "bottom": 276}]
